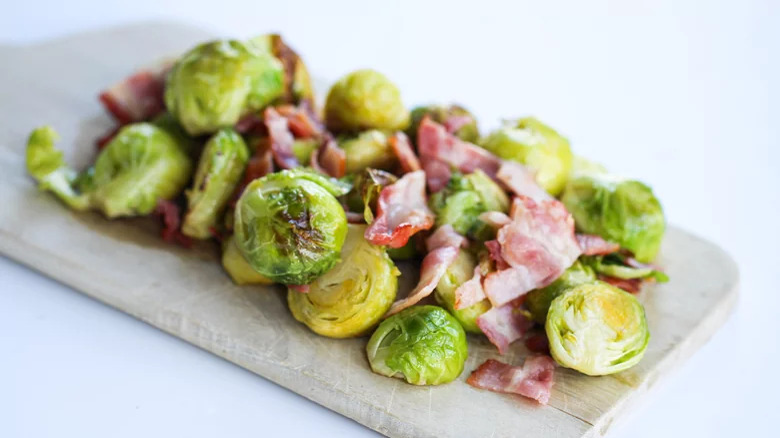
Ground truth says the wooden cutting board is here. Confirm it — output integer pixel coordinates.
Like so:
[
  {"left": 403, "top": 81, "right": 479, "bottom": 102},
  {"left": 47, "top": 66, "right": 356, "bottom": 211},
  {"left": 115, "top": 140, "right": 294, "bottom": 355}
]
[{"left": 0, "top": 22, "right": 738, "bottom": 438}]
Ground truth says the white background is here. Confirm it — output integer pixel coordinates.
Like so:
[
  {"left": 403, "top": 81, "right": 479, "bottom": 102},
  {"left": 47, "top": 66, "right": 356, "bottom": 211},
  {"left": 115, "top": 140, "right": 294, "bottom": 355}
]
[{"left": 1, "top": 1, "right": 778, "bottom": 436}]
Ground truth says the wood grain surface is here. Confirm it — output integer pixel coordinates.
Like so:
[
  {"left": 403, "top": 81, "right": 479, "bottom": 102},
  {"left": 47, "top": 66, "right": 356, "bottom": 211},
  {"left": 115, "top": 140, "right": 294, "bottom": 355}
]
[{"left": 0, "top": 22, "right": 739, "bottom": 438}]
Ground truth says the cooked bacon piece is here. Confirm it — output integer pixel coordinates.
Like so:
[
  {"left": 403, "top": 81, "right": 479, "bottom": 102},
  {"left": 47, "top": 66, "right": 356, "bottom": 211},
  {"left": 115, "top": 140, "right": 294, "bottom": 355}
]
[
  {"left": 289, "top": 284, "right": 310, "bottom": 293},
  {"left": 496, "top": 161, "right": 551, "bottom": 201},
  {"left": 476, "top": 299, "right": 533, "bottom": 354},
  {"left": 310, "top": 136, "right": 346, "bottom": 178},
  {"left": 235, "top": 113, "right": 264, "bottom": 135},
  {"left": 467, "top": 356, "right": 556, "bottom": 405},
  {"left": 231, "top": 138, "right": 274, "bottom": 205},
  {"left": 576, "top": 234, "right": 620, "bottom": 256},
  {"left": 154, "top": 200, "right": 192, "bottom": 248},
  {"left": 364, "top": 170, "right": 435, "bottom": 248},
  {"left": 264, "top": 107, "right": 300, "bottom": 170},
  {"left": 483, "top": 196, "right": 580, "bottom": 307},
  {"left": 390, "top": 132, "right": 421, "bottom": 174},
  {"left": 417, "top": 117, "right": 501, "bottom": 177},
  {"left": 99, "top": 62, "right": 171, "bottom": 124},
  {"left": 276, "top": 103, "right": 323, "bottom": 138},
  {"left": 443, "top": 114, "right": 474, "bottom": 135},
  {"left": 423, "top": 160, "right": 452, "bottom": 193},
  {"left": 524, "top": 332, "right": 550, "bottom": 354},
  {"left": 484, "top": 240, "right": 510, "bottom": 270},
  {"left": 425, "top": 224, "right": 467, "bottom": 252},
  {"left": 599, "top": 275, "right": 642, "bottom": 293},
  {"left": 478, "top": 211, "right": 511, "bottom": 229},
  {"left": 386, "top": 245, "right": 459, "bottom": 316},
  {"left": 453, "top": 267, "right": 486, "bottom": 309}
]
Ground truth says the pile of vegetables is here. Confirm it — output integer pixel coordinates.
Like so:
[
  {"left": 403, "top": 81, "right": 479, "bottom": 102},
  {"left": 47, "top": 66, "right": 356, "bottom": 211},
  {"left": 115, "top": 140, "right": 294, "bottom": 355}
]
[{"left": 25, "top": 34, "right": 668, "bottom": 405}]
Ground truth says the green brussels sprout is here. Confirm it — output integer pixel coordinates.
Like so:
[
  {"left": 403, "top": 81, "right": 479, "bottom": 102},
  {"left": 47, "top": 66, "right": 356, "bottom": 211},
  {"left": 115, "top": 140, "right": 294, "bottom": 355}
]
[
  {"left": 221, "top": 235, "right": 274, "bottom": 285},
  {"left": 291, "top": 138, "right": 320, "bottom": 164},
  {"left": 367, "top": 305, "right": 468, "bottom": 385},
  {"left": 524, "top": 261, "right": 597, "bottom": 324},
  {"left": 165, "top": 40, "right": 285, "bottom": 135},
  {"left": 562, "top": 173, "right": 665, "bottom": 263},
  {"left": 325, "top": 69, "right": 410, "bottom": 133},
  {"left": 248, "top": 34, "right": 314, "bottom": 103},
  {"left": 182, "top": 129, "right": 249, "bottom": 239},
  {"left": 288, "top": 224, "right": 399, "bottom": 338},
  {"left": 480, "top": 117, "right": 573, "bottom": 196},
  {"left": 26, "top": 124, "right": 193, "bottom": 218},
  {"left": 386, "top": 238, "right": 419, "bottom": 260},
  {"left": 233, "top": 168, "right": 350, "bottom": 284},
  {"left": 407, "top": 104, "right": 479, "bottom": 143},
  {"left": 339, "top": 130, "right": 397, "bottom": 174},
  {"left": 429, "top": 170, "right": 509, "bottom": 240},
  {"left": 546, "top": 282, "right": 650, "bottom": 376},
  {"left": 582, "top": 254, "right": 669, "bottom": 283},
  {"left": 434, "top": 250, "right": 490, "bottom": 333}
]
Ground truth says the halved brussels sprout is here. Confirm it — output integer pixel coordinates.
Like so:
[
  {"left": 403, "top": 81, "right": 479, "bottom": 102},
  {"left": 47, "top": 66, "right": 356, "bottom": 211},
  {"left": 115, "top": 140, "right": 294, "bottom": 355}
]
[
  {"left": 233, "top": 168, "right": 350, "bottom": 284},
  {"left": 525, "top": 261, "right": 596, "bottom": 324},
  {"left": 434, "top": 250, "right": 490, "bottom": 333},
  {"left": 582, "top": 255, "right": 669, "bottom": 283},
  {"left": 429, "top": 170, "right": 510, "bottom": 240},
  {"left": 546, "top": 282, "right": 650, "bottom": 376},
  {"left": 165, "top": 40, "right": 285, "bottom": 135},
  {"left": 325, "top": 69, "right": 410, "bottom": 133},
  {"left": 407, "top": 104, "right": 479, "bottom": 143},
  {"left": 248, "top": 34, "right": 314, "bottom": 104},
  {"left": 182, "top": 129, "right": 249, "bottom": 239},
  {"left": 288, "top": 224, "right": 399, "bottom": 338},
  {"left": 26, "top": 124, "right": 193, "bottom": 218},
  {"left": 339, "top": 130, "right": 397, "bottom": 174},
  {"left": 367, "top": 305, "right": 467, "bottom": 385},
  {"left": 562, "top": 173, "right": 665, "bottom": 263},
  {"left": 221, "top": 235, "right": 274, "bottom": 285},
  {"left": 480, "top": 117, "right": 573, "bottom": 196}
]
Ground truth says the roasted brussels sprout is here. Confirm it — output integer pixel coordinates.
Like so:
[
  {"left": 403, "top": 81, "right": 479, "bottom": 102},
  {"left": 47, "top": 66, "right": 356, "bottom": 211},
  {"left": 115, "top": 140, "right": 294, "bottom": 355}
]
[
  {"left": 233, "top": 168, "right": 350, "bottom": 284},
  {"left": 525, "top": 261, "right": 597, "bottom": 324},
  {"left": 407, "top": 104, "right": 479, "bottom": 143},
  {"left": 429, "top": 170, "right": 509, "bottom": 239},
  {"left": 546, "top": 282, "right": 650, "bottom": 376},
  {"left": 480, "top": 117, "right": 573, "bottom": 196},
  {"left": 434, "top": 250, "right": 490, "bottom": 333},
  {"left": 165, "top": 40, "right": 284, "bottom": 135},
  {"left": 339, "top": 130, "right": 397, "bottom": 174},
  {"left": 221, "top": 235, "right": 274, "bottom": 285},
  {"left": 325, "top": 69, "right": 410, "bottom": 133},
  {"left": 288, "top": 224, "right": 399, "bottom": 338},
  {"left": 562, "top": 173, "right": 665, "bottom": 263},
  {"left": 367, "top": 305, "right": 467, "bottom": 385},
  {"left": 182, "top": 129, "right": 249, "bottom": 239},
  {"left": 26, "top": 124, "right": 193, "bottom": 218}
]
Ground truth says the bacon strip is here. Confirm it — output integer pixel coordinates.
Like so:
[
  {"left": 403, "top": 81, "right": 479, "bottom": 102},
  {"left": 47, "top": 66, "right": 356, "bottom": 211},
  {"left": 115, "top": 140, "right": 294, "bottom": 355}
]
[
  {"left": 390, "top": 131, "right": 422, "bottom": 174},
  {"left": 467, "top": 356, "right": 556, "bottom": 405},
  {"left": 577, "top": 234, "right": 620, "bottom": 256},
  {"left": 484, "top": 239, "right": 510, "bottom": 270},
  {"left": 453, "top": 267, "right": 486, "bottom": 309},
  {"left": 496, "top": 161, "right": 551, "bottom": 201},
  {"left": 265, "top": 107, "right": 299, "bottom": 170},
  {"left": 599, "top": 275, "right": 642, "bottom": 293},
  {"left": 476, "top": 299, "right": 533, "bottom": 354},
  {"left": 418, "top": 117, "right": 501, "bottom": 177},
  {"left": 99, "top": 62, "right": 171, "bottom": 124},
  {"left": 483, "top": 196, "right": 581, "bottom": 308},
  {"left": 385, "top": 245, "right": 459, "bottom": 316},
  {"left": 231, "top": 138, "right": 274, "bottom": 205},
  {"left": 425, "top": 224, "right": 467, "bottom": 252},
  {"left": 422, "top": 159, "right": 452, "bottom": 193},
  {"left": 364, "top": 170, "right": 435, "bottom": 248},
  {"left": 310, "top": 136, "right": 346, "bottom": 178},
  {"left": 154, "top": 200, "right": 192, "bottom": 248},
  {"left": 443, "top": 114, "right": 474, "bottom": 135}
]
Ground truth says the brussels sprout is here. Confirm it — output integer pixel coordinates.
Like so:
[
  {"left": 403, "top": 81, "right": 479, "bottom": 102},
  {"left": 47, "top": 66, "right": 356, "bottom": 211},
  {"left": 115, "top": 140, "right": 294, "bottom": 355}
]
[
  {"left": 339, "top": 130, "right": 397, "bottom": 174},
  {"left": 525, "top": 261, "right": 596, "bottom": 324},
  {"left": 221, "top": 235, "right": 274, "bottom": 285},
  {"left": 248, "top": 34, "right": 314, "bottom": 103},
  {"left": 367, "top": 305, "right": 468, "bottom": 385},
  {"left": 182, "top": 129, "right": 249, "bottom": 239},
  {"left": 582, "top": 255, "right": 669, "bottom": 283},
  {"left": 26, "top": 124, "right": 193, "bottom": 218},
  {"left": 546, "top": 282, "right": 650, "bottom": 376},
  {"left": 562, "top": 173, "right": 665, "bottom": 263},
  {"left": 480, "top": 117, "right": 573, "bottom": 196},
  {"left": 325, "top": 69, "right": 410, "bottom": 133},
  {"left": 165, "top": 40, "right": 285, "bottom": 135},
  {"left": 291, "top": 138, "right": 320, "bottom": 164},
  {"left": 233, "top": 168, "right": 350, "bottom": 284},
  {"left": 407, "top": 104, "right": 479, "bottom": 143},
  {"left": 288, "top": 224, "right": 399, "bottom": 338},
  {"left": 434, "top": 250, "right": 490, "bottom": 333},
  {"left": 429, "top": 170, "right": 509, "bottom": 240}
]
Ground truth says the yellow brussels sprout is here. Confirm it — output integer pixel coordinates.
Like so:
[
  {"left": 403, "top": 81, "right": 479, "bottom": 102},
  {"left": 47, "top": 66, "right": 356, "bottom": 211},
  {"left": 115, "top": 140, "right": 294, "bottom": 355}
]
[
  {"left": 288, "top": 224, "right": 399, "bottom": 338},
  {"left": 480, "top": 117, "right": 573, "bottom": 195},
  {"left": 221, "top": 235, "right": 274, "bottom": 285},
  {"left": 546, "top": 282, "right": 650, "bottom": 376},
  {"left": 325, "top": 69, "right": 410, "bottom": 133},
  {"left": 434, "top": 250, "right": 490, "bottom": 333}
]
